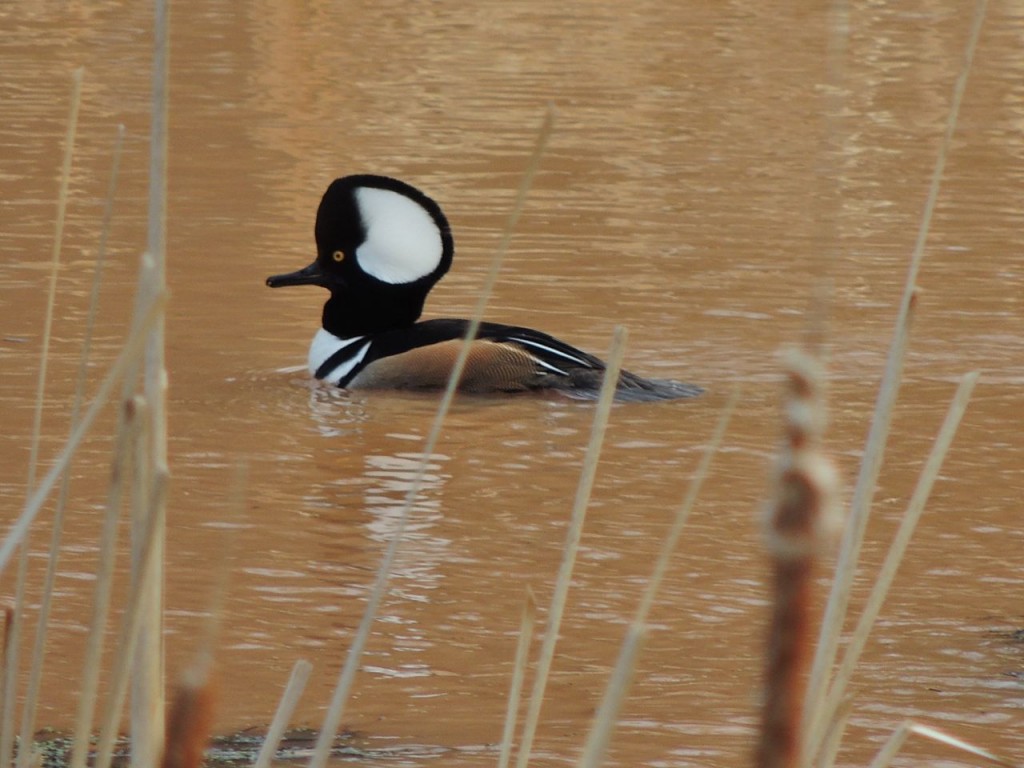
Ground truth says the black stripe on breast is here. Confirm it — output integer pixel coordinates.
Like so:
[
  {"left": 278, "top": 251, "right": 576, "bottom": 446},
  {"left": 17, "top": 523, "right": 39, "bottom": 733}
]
[{"left": 315, "top": 337, "right": 371, "bottom": 381}]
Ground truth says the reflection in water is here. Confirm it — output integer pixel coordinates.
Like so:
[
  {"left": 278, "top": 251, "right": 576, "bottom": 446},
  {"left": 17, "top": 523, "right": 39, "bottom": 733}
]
[
  {"left": 307, "top": 383, "right": 454, "bottom": 678},
  {"left": 362, "top": 451, "right": 450, "bottom": 592},
  {"left": 306, "top": 383, "right": 368, "bottom": 437}
]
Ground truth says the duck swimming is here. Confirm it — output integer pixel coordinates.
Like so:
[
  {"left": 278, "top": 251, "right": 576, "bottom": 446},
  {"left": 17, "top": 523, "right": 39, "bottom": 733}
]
[{"left": 266, "top": 174, "right": 702, "bottom": 402}]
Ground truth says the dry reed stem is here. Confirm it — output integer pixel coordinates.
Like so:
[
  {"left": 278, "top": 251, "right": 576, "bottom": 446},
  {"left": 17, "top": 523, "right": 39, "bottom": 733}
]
[
  {"left": 0, "top": 292, "right": 163, "bottom": 768},
  {"left": 513, "top": 327, "right": 627, "bottom": 768},
  {"left": 805, "top": 0, "right": 848, "bottom": 357},
  {"left": 129, "top": 400, "right": 162, "bottom": 768},
  {"left": 804, "top": 0, "right": 989, "bottom": 737},
  {"left": 161, "top": 658, "right": 217, "bottom": 768},
  {"left": 1, "top": 66, "right": 85, "bottom": 768},
  {"left": 131, "top": 0, "right": 171, "bottom": 760},
  {"left": 253, "top": 660, "right": 314, "bottom": 768},
  {"left": 803, "top": 0, "right": 988, "bottom": 752},
  {"left": 94, "top": 465, "right": 169, "bottom": 768},
  {"left": 69, "top": 396, "right": 144, "bottom": 768},
  {"left": 813, "top": 371, "right": 979, "bottom": 753},
  {"left": 634, "top": 387, "right": 737, "bottom": 625},
  {"left": 575, "top": 624, "right": 645, "bottom": 768},
  {"left": 25, "top": 64, "right": 83, "bottom": 492},
  {"left": 497, "top": 588, "right": 537, "bottom": 768},
  {"left": 867, "top": 720, "right": 1020, "bottom": 768},
  {"left": 574, "top": 389, "right": 737, "bottom": 768},
  {"left": 801, "top": 289, "right": 915, "bottom": 748},
  {"left": 19, "top": 120, "right": 125, "bottom": 768},
  {"left": 197, "top": 464, "right": 245, "bottom": 654},
  {"left": 815, "top": 695, "right": 852, "bottom": 768},
  {"left": 448, "top": 104, "right": 555, "bottom": 388},
  {"left": 305, "top": 108, "right": 554, "bottom": 768}
]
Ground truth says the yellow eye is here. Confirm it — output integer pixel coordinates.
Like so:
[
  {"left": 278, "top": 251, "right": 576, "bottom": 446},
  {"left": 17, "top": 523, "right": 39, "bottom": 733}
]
[{"left": 332, "top": 250, "right": 344, "bottom": 262}]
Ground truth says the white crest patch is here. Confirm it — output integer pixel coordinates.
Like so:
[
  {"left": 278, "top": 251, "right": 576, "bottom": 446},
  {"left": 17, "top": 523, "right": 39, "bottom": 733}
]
[
  {"left": 354, "top": 186, "right": 444, "bottom": 284},
  {"left": 308, "top": 328, "right": 371, "bottom": 384}
]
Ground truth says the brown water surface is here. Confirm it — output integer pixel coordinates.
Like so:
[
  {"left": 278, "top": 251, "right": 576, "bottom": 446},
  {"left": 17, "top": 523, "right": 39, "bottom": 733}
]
[{"left": 2, "top": 2, "right": 1023, "bottom": 767}]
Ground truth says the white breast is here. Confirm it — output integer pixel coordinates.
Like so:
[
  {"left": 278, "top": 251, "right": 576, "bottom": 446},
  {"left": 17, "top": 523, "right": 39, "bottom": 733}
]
[{"left": 308, "top": 328, "right": 371, "bottom": 384}]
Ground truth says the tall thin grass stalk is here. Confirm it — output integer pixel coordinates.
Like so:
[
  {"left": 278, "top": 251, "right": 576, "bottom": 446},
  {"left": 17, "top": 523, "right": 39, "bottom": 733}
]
[
  {"left": 95, "top": 464, "right": 169, "bottom": 768},
  {"left": 24, "top": 64, "right": 83, "bottom": 492},
  {"left": 253, "top": 660, "right": 314, "bottom": 768},
  {"left": 513, "top": 327, "right": 626, "bottom": 768},
  {"left": 305, "top": 108, "right": 554, "bottom": 768},
  {"left": 867, "top": 720, "right": 1019, "bottom": 768},
  {"left": 1, "top": 66, "right": 84, "bottom": 768},
  {"left": 805, "top": 0, "right": 847, "bottom": 355},
  {"left": 129, "top": 391, "right": 161, "bottom": 768},
  {"left": 575, "top": 624, "right": 645, "bottom": 768},
  {"left": 450, "top": 104, "right": 555, "bottom": 370},
  {"left": 131, "top": 0, "right": 171, "bottom": 761},
  {"left": 634, "top": 388, "right": 737, "bottom": 625},
  {"left": 815, "top": 696, "right": 852, "bottom": 768},
  {"left": 811, "top": 371, "right": 979, "bottom": 756},
  {"left": 69, "top": 397, "right": 144, "bottom": 768},
  {"left": 0, "top": 293, "right": 167, "bottom": 576},
  {"left": 497, "top": 588, "right": 537, "bottom": 768},
  {"left": 18, "top": 121, "right": 125, "bottom": 768},
  {"left": 574, "top": 388, "right": 737, "bottom": 768},
  {"left": 802, "top": 0, "right": 989, "bottom": 747},
  {"left": 756, "top": 350, "right": 837, "bottom": 768}
]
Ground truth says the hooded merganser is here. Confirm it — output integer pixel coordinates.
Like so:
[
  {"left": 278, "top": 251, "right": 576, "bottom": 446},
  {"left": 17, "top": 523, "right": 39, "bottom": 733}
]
[{"left": 266, "top": 174, "right": 702, "bottom": 402}]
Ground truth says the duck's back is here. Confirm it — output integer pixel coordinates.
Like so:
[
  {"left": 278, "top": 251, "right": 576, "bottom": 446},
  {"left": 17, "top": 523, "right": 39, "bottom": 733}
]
[{"left": 346, "top": 319, "right": 703, "bottom": 401}]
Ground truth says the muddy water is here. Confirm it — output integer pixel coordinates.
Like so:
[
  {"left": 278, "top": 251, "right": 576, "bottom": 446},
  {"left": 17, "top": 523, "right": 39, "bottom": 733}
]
[{"left": 2, "top": 1, "right": 1023, "bottom": 766}]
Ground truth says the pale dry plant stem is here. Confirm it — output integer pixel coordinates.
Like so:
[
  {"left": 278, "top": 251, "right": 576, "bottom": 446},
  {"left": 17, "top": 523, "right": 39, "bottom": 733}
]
[
  {"left": 575, "top": 624, "right": 645, "bottom": 768},
  {"left": 634, "top": 388, "right": 737, "bottom": 624},
  {"left": 867, "top": 721, "right": 1019, "bottom": 768},
  {"left": 815, "top": 371, "right": 979, "bottom": 745},
  {"left": 497, "top": 588, "right": 537, "bottom": 768},
  {"left": 19, "top": 121, "right": 125, "bottom": 768},
  {"left": 806, "top": 0, "right": 848, "bottom": 356},
  {"left": 95, "top": 464, "right": 169, "bottom": 768},
  {"left": 513, "top": 327, "right": 627, "bottom": 768},
  {"left": 0, "top": 294, "right": 161, "bottom": 768},
  {"left": 24, "top": 65, "right": 83, "bottom": 492},
  {"left": 68, "top": 397, "right": 144, "bottom": 768},
  {"left": 802, "top": 0, "right": 989, "bottom": 749},
  {"left": 453, "top": 105, "right": 555, "bottom": 366},
  {"left": 815, "top": 696, "right": 852, "bottom": 768},
  {"left": 3, "top": 68, "right": 83, "bottom": 768},
  {"left": 575, "top": 389, "right": 737, "bottom": 768},
  {"left": 253, "top": 660, "right": 314, "bottom": 768},
  {"left": 306, "top": 108, "right": 554, "bottom": 768},
  {"left": 131, "top": 0, "right": 171, "bottom": 761}
]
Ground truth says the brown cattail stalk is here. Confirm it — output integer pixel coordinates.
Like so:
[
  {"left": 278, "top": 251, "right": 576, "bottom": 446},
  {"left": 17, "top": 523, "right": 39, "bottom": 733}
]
[
  {"left": 161, "top": 657, "right": 217, "bottom": 768},
  {"left": 756, "top": 350, "right": 837, "bottom": 768}
]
